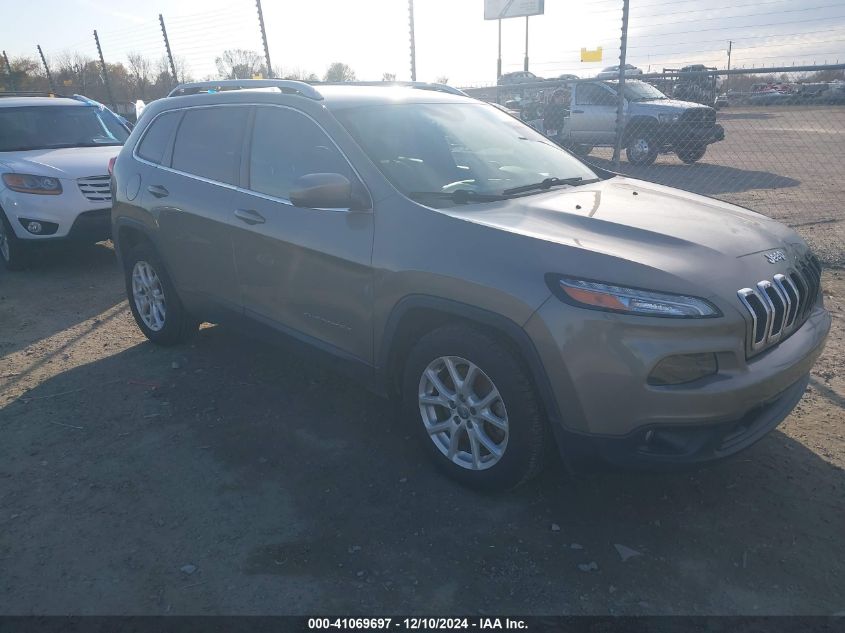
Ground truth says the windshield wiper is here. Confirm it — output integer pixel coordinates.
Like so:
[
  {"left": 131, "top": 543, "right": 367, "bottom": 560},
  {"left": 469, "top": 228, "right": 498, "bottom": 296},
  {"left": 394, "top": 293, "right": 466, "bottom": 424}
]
[
  {"left": 408, "top": 189, "right": 507, "bottom": 204},
  {"left": 502, "top": 177, "right": 588, "bottom": 196}
]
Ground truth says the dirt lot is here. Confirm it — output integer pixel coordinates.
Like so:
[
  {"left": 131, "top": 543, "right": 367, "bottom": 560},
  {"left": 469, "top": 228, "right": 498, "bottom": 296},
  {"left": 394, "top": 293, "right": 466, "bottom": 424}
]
[{"left": 1, "top": 105, "right": 844, "bottom": 615}]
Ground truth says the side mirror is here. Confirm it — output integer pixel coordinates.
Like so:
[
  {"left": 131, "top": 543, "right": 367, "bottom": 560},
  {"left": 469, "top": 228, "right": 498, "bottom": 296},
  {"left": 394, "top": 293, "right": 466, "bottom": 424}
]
[{"left": 289, "top": 173, "right": 369, "bottom": 211}]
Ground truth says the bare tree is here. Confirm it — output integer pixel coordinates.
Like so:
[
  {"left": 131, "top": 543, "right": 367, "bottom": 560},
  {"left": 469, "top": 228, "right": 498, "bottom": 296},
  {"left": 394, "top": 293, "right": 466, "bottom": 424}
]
[
  {"left": 382, "top": 72, "right": 396, "bottom": 82},
  {"left": 56, "top": 52, "right": 97, "bottom": 94},
  {"left": 126, "top": 52, "right": 153, "bottom": 99},
  {"left": 276, "top": 66, "right": 319, "bottom": 81},
  {"left": 215, "top": 49, "right": 264, "bottom": 80},
  {"left": 324, "top": 62, "right": 356, "bottom": 82},
  {"left": 436, "top": 75, "right": 450, "bottom": 85}
]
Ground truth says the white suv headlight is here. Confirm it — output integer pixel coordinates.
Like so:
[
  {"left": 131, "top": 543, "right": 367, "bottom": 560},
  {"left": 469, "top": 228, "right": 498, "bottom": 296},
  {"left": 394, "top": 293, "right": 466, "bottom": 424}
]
[
  {"left": 2, "top": 173, "right": 63, "bottom": 195},
  {"left": 554, "top": 277, "right": 720, "bottom": 318}
]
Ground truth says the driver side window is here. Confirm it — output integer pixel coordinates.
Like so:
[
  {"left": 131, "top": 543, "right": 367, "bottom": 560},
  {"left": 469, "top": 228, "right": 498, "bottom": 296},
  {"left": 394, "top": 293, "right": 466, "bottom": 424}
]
[
  {"left": 576, "top": 84, "right": 616, "bottom": 106},
  {"left": 249, "top": 106, "right": 352, "bottom": 201}
]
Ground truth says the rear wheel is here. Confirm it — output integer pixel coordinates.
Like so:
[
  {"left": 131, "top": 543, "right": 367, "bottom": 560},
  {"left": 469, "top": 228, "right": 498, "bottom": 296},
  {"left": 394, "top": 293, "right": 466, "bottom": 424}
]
[
  {"left": 0, "top": 210, "right": 29, "bottom": 271},
  {"left": 571, "top": 144, "right": 594, "bottom": 157},
  {"left": 124, "top": 241, "right": 198, "bottom": 345},
  {"left": 402, "top": 325, "right": 548, "bottom": 490},
  {"left": 676, "top": 144, "right": 707, "bottom": 164}
]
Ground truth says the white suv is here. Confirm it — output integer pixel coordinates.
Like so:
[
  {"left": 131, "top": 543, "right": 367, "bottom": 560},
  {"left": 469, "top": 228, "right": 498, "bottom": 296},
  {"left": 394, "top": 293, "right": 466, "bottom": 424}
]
[{"left": 0, "top": 94, "right": 130, "bottom": 270}]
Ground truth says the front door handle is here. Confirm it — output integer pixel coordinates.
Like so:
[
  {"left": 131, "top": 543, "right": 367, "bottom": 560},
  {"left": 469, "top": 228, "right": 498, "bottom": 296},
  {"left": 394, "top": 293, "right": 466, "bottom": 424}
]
[
  {"left": 234, "top": 209, "right": 265, "bottom": 225},
  {"left": 571, "top": 109, "right": 584, "bottom": 114},
  {"left": 147, "top": 184, "right": 169, "bottom": 198}
]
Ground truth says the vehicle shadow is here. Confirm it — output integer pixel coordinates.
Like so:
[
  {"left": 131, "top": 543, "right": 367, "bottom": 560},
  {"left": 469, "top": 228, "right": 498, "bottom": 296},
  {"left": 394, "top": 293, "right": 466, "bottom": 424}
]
[
  {"left": 0, "top": 241, "right": 125, "bottom": 370},
  {"left": 715, "top": 112, "right": 776, "bottom": 121},
  {"left": 585, "top": 157, "right": 801, "bottom": 196},
  {"left": 1, "top": 324, "right": 842, "bottom": 615}
]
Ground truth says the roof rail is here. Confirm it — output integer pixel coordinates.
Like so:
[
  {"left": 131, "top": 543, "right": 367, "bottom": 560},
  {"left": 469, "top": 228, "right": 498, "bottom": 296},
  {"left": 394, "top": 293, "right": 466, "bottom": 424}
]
[
  {"left": 0, "top": 91, "right": 68, "bottom": 98},
  {"left": 167, "top": 79, "right": 323, "bottom": 100},
  {"left": 314, "top": 81, "right": 468, "bottom": 97}
]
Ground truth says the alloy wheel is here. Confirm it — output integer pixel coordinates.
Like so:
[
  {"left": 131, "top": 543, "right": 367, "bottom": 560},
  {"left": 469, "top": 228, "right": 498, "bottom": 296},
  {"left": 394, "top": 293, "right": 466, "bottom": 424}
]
[
  {"left": 0, "top": 220, "right": 9, "bottom": 262},
  {"left": 132, "top": 260, "right": 167, "bottom": 332},
  {"left": 418, "top": 355, "right": 509, "bottom": 471}
]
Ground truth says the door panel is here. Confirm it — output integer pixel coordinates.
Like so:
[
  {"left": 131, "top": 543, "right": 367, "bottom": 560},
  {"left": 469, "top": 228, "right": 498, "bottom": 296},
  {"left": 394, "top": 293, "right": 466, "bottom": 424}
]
[
  {"left": 570, "top": 84, "right": 618, "bottom": 144},
  {"left": 232, "top": 106, "right": 374, "bottom": 362}
]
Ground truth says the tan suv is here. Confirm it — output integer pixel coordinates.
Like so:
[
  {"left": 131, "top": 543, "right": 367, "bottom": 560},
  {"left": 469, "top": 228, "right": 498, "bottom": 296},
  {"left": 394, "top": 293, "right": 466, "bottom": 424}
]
[{"left": 111, "top": 80, "right": 830, "bottom": 490}]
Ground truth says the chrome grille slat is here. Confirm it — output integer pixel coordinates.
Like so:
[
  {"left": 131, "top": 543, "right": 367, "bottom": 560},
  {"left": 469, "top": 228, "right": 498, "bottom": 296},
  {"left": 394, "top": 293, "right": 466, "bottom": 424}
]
[
  {"left": 77, "top": 175, "right": 112, "bottom": 203},
  {"left": 736, "top": 254, "right": 822, "bottom": 357}
]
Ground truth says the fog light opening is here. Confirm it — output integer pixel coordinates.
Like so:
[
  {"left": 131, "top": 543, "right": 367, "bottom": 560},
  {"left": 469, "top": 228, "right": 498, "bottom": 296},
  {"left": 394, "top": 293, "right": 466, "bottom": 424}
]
[
  {"left": 26, "top": 221, "right": 43, "bottom": 234},
  {"left": 648, "top": 353, "right": 718, "bottom": 386}
]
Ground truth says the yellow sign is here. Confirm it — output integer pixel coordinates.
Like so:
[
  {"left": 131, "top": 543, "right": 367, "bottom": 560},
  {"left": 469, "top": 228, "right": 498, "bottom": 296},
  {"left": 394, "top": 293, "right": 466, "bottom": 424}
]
[
  {"left": 581, "top": 47, "right": 602, "bottom": 63},
  {"left": 63, "top": 79, "right": 73, "bottom": 86},
  {"left": 252, "top": 73, "right": 263, "bottom": 79}
]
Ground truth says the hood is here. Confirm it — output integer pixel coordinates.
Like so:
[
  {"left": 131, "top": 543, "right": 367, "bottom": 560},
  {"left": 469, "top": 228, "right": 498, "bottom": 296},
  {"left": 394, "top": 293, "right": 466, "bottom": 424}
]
[
  {"left": 631, "top": 98, "right": 710, "bottom": 112},
  {"left": 0, "top": 146, "right": 120, "bottom": 179},
  {"left": 444, "top": 177, "right": 803, "bottom": 291}
]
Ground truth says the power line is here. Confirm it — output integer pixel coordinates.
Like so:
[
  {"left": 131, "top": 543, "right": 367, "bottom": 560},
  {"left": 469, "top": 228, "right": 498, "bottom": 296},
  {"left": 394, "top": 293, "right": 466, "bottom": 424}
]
[{"left": 630, "top": 3, "right": 845, "bottom": 29}]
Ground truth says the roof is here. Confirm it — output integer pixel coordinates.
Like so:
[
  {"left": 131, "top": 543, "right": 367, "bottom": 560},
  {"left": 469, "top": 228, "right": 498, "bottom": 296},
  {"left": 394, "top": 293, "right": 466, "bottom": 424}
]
[
  {"left": 316, "top": 85, "right": 471, "bottom": 109},
  {"left": 0, "top": 96, "right": 87, "bottom": 108}
]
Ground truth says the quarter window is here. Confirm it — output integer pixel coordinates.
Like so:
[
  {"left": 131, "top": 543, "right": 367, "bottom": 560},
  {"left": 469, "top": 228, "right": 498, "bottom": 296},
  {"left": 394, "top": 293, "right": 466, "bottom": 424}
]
[
  {"left": 136, "top": 111, "right": 180, "bottom": 164},
  {"left": 171, "top": 107, "right": 249, "bottom": 185},
  {"left": 248, "top": 106, "right": 352, "bottom": 201}
]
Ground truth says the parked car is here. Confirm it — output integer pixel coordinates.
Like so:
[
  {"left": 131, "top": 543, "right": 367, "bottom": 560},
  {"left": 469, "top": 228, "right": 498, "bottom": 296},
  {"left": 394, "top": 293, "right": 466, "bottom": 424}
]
[
  {"left": 498, "top": 71, "right": 543, "bottom": 86},
  {"left": 714, "top": 93, "right": 730, "bottom": 108},
  {"left": 596, "top": 64, "right": 643, "bottom": 79},
  {"left": 549, "top": 80, "right": 725, "bottom": 165},
  {"left": 555, "top": 74, "right": 580, "bottom": 82},
  {"left": 112, "top": 79, "right": 829, "bottom": 490},
  {"left": 0, "top": 93, "right": 130, "bottom": 270}
]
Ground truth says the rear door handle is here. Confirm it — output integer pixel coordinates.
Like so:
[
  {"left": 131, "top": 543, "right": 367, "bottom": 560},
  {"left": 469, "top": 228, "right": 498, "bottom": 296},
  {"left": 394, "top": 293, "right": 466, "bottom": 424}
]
[
  {"left": 147, "top": 184, "right": 169, "bottom": 198},
  {"left": 234, "top": 209, "right": 265, "bottom": 225}
]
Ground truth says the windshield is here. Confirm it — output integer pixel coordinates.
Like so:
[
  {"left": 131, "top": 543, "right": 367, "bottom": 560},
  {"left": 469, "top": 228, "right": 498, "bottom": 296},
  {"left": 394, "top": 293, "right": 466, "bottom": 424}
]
[
  {"left": 334, "top": 102, "right": 597, "bottom": 206},
  {"left": 621, "top": 82, "right": 668, "bottom": 101},
  {"left": 0, "top": 105, "right": 129, "bottom": 152}
]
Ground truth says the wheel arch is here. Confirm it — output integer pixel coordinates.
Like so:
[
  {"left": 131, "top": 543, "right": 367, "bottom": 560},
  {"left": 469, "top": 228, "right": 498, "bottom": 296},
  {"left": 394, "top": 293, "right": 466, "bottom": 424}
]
[
  {"left": 377, "top": 295, "right": 563, "bottom": 430},
  {"left": 113, "top": 217, "right": 157, "bottom": 264},
  {"left": 623, "top": 115, "right": 660, "bottom": 143}
]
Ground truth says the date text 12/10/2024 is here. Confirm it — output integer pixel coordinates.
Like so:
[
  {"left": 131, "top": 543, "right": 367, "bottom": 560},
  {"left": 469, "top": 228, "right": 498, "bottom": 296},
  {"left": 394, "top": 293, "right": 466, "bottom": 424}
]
[{"left": 307, "top": 618, "right": 528, "bottom": 630}]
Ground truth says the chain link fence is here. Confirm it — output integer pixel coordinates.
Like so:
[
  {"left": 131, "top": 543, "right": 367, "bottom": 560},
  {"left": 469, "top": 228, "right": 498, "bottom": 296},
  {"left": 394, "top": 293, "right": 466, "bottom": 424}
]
[{"left": 461, "top": 66, "right": 845, "bottom": 268}]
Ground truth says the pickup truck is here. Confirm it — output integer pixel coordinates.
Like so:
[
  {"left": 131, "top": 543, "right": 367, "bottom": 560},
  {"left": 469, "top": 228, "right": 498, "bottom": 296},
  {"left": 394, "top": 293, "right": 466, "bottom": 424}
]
[{"left": 547, "top": 80, "right": 725, "bottom": 165}]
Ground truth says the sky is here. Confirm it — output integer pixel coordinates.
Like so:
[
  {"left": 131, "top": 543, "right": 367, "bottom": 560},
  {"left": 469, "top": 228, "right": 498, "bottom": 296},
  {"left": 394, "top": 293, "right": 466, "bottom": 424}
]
[{"left": 3, "top": 0, "right": 845, "bottom": 85}]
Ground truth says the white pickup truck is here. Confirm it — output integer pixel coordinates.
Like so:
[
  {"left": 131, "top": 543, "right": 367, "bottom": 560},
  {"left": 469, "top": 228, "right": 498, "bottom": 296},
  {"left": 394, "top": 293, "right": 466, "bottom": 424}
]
[{"left": 549, "top": 80, "right": 725, "bottom": 165}]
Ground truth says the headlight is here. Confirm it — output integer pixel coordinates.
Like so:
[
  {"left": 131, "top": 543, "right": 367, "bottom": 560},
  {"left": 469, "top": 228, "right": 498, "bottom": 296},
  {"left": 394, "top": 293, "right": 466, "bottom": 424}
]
[
  {"left": 2, "top": 173, "right": 63, "bottom": 195},
  {"left": 553, "top": 277, "right": 720, "bottom": 318},
  {"left": 658, "top": 113, "right": 680, "bottom": 124}
]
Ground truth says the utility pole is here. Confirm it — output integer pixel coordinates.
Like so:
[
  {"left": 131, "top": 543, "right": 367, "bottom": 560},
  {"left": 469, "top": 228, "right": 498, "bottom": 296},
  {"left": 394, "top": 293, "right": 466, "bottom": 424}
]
[
  {"left": 408, "top": 0, "right": 417, "bottom": 81},
  {"left": 159, "top": 14, "right": 179, "bottom": 85},
  {"left": 2, "top": 50, "right": 14, "bottom": 91},
  {"left": 93, "top": 30, "right": 116, "bottom": 110},
  {"left": 497, "top": 19, "right": 502, "bottom": 80},
  {"left": 725, "top": 40, "right": 732, "bottom": 93},
  {"left": 37, "top": 45, "right": 55, "bottom": 93},
  {"left": 524, "top": 16, "right": 530, "bottom": 72},
  {"left": 612, "top": 0, "right": 630, "bottom": 169},
  {"left": 255, "top": 0, "right": 273, "bottom": 78}
]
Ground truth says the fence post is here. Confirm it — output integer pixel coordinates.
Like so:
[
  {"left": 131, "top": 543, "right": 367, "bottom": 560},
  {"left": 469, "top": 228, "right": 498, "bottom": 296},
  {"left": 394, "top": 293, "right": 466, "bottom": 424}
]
[
  {"left": 2, "top": 50, "right": 14, "bottom": 91},
  {"left": 612, "top": 0, "right": 630, "bottom": 169},
  {"left": 159, "top": 14, "right": 179, "bottom": 85},
  {"left": 37, "top": 45, "right": 56, "bottom": 93},
  {"left": 408, "top": 0, "right": 417, "bottom": 81},
  {"left": 255, "top": 0, "right": 273, "bottom": 78},
  {"left": 93, "top": 30, "right": 117, "bottom": 110}
]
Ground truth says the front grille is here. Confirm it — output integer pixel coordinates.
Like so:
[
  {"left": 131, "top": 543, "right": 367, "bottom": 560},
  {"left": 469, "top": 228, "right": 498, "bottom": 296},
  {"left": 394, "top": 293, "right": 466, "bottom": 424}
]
[
  {"left": 77, "top": 175, "right": 111, "bottom": 202},
  {"left": 680, "top": 108, "right": 716, "bottom": 125},
  {"left": 737, "top": 254, "right": 822, "bottom": 356}
]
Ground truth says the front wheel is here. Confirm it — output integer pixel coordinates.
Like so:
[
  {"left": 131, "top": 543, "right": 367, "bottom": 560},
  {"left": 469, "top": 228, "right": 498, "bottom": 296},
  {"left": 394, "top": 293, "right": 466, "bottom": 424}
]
[
  {"left": 0, "top": 210, "right": 30, "bottom": 271},
  {"left": 124, "top": 242, "right": 198, "bottom": 345},
  {"left": 402, "top": 325, "right": 549, "bottom": 490},
  {"left": 676, "top": 144, "right": 707, "bottom": 164},
  {"left": 571, "top": 143, "right": 594, "bottom": 157},
  {"left": 626, "top": 133, "right": 659, "bottom": 166}
]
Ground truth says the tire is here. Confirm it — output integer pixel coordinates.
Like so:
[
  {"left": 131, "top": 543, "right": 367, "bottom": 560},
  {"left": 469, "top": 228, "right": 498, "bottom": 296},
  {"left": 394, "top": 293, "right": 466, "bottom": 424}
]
[
  {"left": 571, "top": 144, "right": 594, "bottom": 157},
  {"left": 625, "top": 128, "right": 659, "bottom": 166},
  {"left": 402, "top": 324, "right": 548, "bottom": 491},
  {"left": 0, "top": 209, "right": 30, "bottom": 271},
  {"left": 676, "top": 144, "right": 707, "bottom": 164},
  {"left": 123, "top": 241, "right": 198, "bottom": 345}
]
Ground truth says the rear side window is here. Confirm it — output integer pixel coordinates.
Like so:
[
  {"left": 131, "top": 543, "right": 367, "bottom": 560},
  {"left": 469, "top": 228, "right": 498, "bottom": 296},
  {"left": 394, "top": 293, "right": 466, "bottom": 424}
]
[
  {"left": 171, "top": 106, "right": 249, "bottom": 185},
  {"left": 136, "top": 111, "right": 180, "bottom": 164},
  {"left": 248, "top": 106, "right": 352, "bottom": 201}
]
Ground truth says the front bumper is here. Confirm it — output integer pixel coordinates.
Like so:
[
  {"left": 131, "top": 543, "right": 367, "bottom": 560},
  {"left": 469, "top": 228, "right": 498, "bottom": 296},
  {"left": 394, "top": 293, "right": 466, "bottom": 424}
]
[
  {"left": 524, "top": 297, "right": 830, "bottom": 466},
  {"left": 660, "top": 123, "right": 725, "bottom": 147}
]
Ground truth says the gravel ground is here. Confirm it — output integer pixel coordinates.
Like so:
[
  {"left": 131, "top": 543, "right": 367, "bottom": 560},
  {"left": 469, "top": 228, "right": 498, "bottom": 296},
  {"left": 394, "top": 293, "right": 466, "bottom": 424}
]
[{"left": 0, "top": 105, "right": 843, "bottom": 615}]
